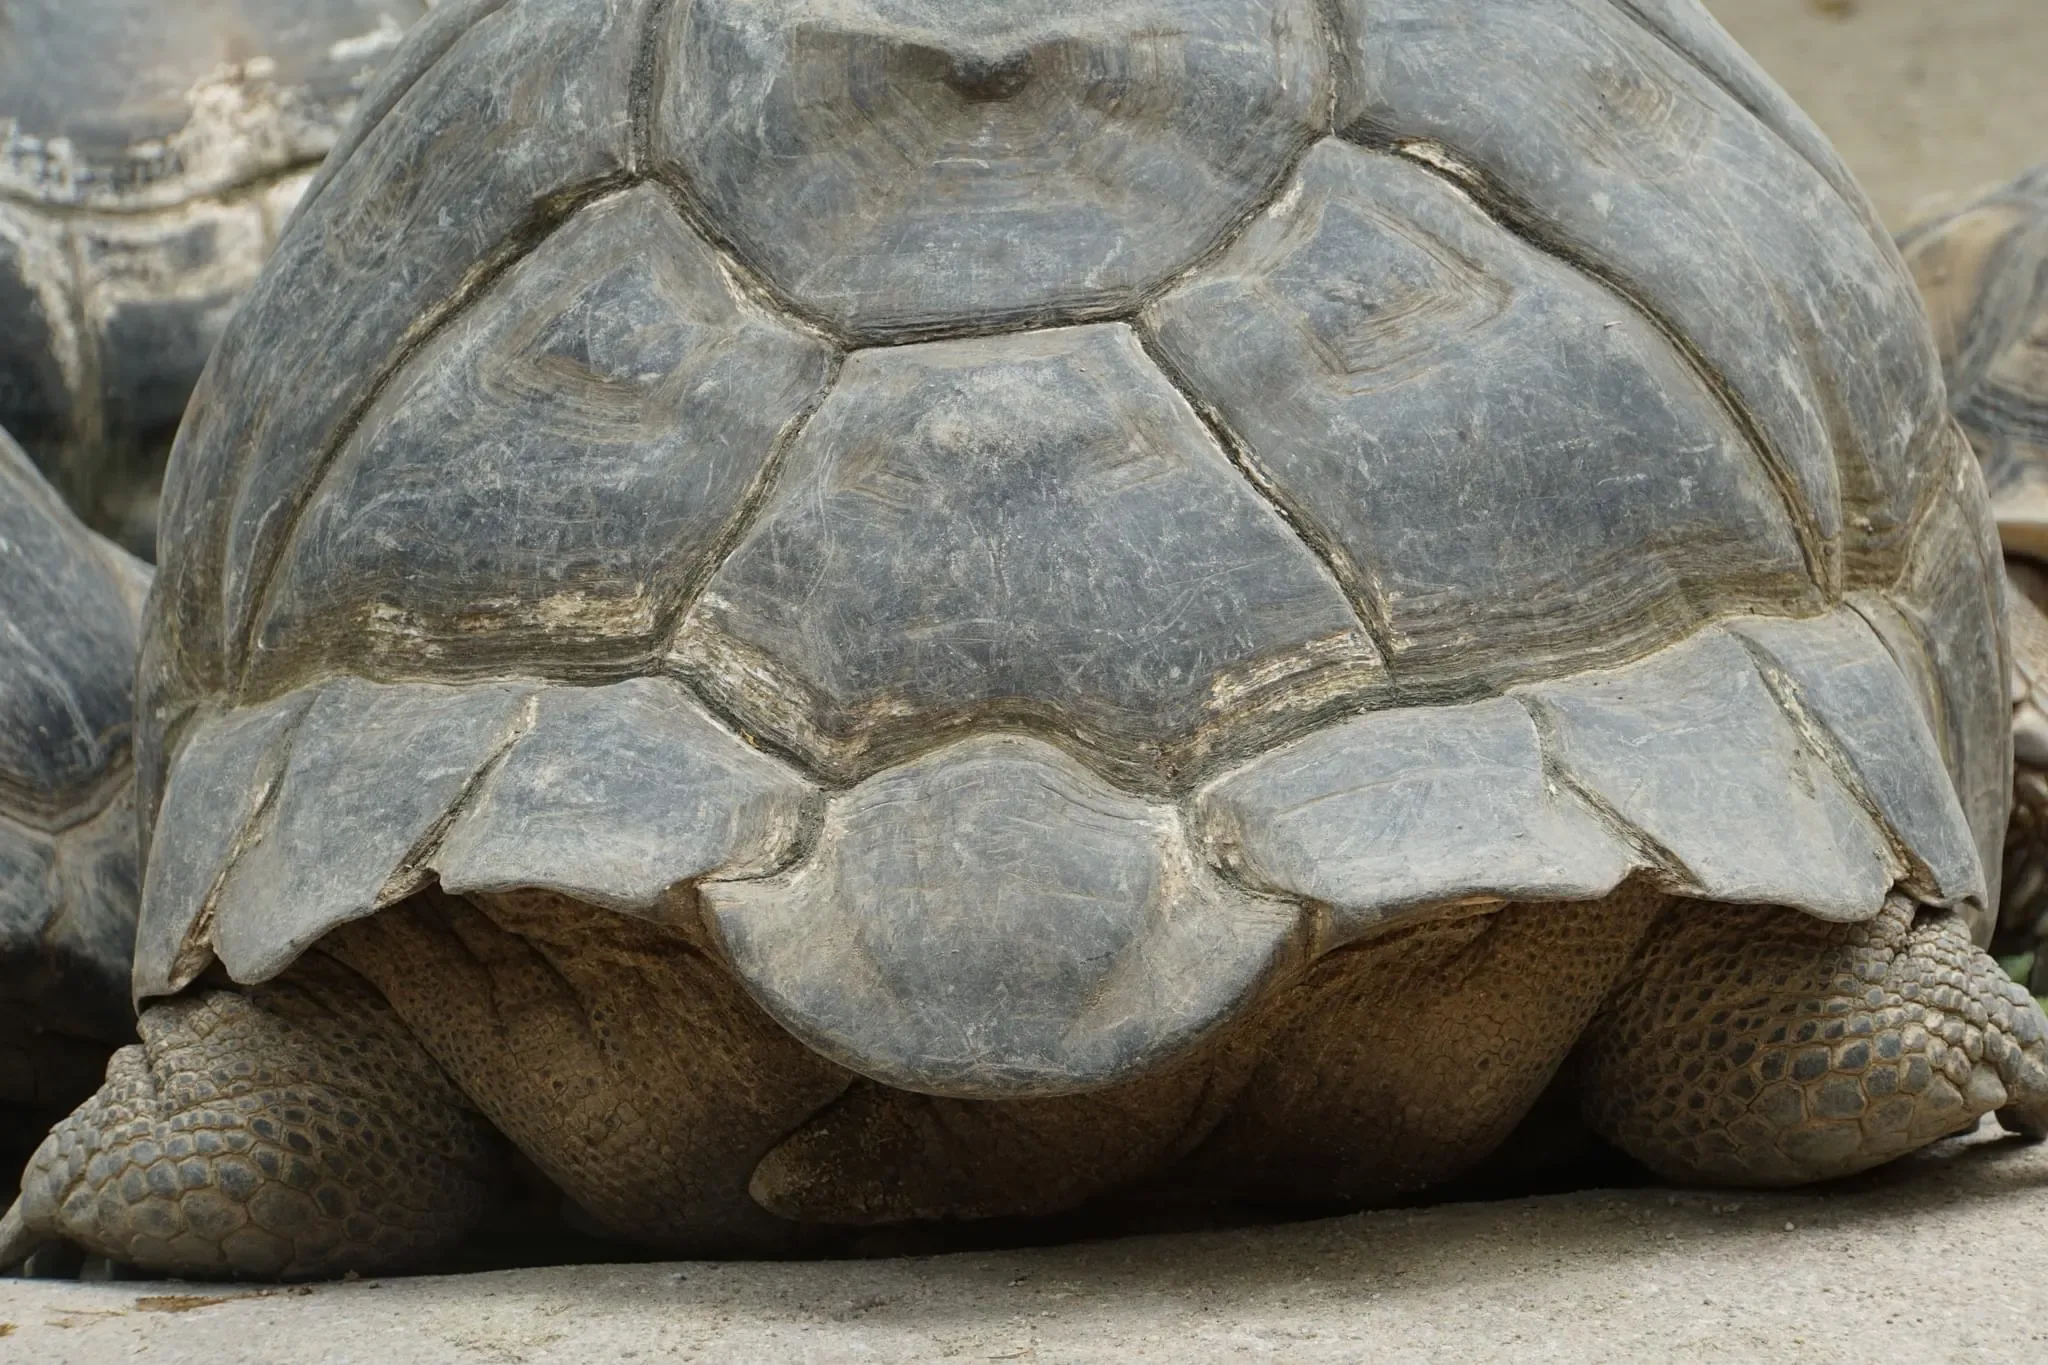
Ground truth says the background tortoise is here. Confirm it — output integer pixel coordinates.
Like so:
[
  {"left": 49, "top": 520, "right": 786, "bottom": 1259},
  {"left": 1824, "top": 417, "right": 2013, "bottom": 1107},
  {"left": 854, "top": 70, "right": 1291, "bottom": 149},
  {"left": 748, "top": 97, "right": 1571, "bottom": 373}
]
[
  {"left": 6, "top": 0, "right": 2048, "bottom": 1280},
  {"left": 1899, "top": 164, "right": 2048, "bottom": 996},
  {"left": 0, "top": 0, "right": 430, "bottom": 556},
  {"left": 0, "top": 429, "right": 148, "bottom": 1183}
]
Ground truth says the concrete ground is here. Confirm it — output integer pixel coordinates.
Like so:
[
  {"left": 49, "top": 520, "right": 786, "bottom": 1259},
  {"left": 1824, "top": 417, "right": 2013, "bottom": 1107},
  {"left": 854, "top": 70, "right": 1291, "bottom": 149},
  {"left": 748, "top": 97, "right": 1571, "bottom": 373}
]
[
  {"left": 6, "top": 3, "right": 2048, "bottom": 1362},
  {"left": 1, "top": 1122, "right": 2042, "bottom": 1363}
]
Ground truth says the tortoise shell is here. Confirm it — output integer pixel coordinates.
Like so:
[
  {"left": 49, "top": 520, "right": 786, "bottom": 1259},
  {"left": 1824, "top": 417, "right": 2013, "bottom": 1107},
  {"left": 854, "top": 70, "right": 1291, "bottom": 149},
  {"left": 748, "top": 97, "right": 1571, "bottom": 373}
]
[
  {"left": 0, "top": 0, "right": 430, "bottom": 554},
  {"left": 0, "top": 428, "right": 149, "bottom": 1132},
  {"left": 133, "top": 0, "right": 2006, "bottom": 1096},
  {"left": 1900, "top": 162, "right": 2048, "bottom": 978}
]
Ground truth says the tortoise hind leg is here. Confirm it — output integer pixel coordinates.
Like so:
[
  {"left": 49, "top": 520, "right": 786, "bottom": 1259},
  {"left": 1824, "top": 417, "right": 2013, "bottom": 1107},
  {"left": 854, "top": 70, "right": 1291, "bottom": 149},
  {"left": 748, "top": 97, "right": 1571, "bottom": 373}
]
[
  {"left": 1, "top": 955, "right": 499, "bottom": 1279},
  {"left": 1580, "top": 898, "right": 2048, "bottom": 1187}
]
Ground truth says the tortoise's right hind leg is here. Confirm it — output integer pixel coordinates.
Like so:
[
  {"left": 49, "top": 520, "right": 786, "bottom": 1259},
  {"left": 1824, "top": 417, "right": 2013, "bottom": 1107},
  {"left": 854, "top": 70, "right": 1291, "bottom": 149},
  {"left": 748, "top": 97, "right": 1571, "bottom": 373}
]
[
  {"left": 1579, "top": 898, "right": 2048, "bottom": 1188},
  {"left": 1, "top": 954, "right": 499, "bottom": 1280}
]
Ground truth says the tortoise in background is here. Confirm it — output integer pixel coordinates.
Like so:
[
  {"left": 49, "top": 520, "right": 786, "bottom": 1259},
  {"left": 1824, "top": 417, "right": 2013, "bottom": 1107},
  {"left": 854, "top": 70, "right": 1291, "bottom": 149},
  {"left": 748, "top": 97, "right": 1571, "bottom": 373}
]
[
  {"left": 0, "top": 0, "right": 432, "bottom": 556},
  {"left": 1899, "top": 164, "right": 2048, "bottom": 995},
  {"left": 4, "top": 0, "right": 2045, "bottom": 1280},
  {"left": 0, "top": 429, "right": 149, "bottom": 1182}
]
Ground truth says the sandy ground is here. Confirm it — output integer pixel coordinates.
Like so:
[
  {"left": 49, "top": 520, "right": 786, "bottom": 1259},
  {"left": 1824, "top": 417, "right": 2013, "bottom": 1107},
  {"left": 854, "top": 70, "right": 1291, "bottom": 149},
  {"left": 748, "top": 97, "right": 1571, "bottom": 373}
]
[
  {"left": 1, "top": 1122, "right": 2042, "bottom": 1364},
  {"left": 4, "top": 5, "right": 2047, "bottom": 1363},
  {"left": 1710, "top": 0, "right": 2048, "bottom": 226}
]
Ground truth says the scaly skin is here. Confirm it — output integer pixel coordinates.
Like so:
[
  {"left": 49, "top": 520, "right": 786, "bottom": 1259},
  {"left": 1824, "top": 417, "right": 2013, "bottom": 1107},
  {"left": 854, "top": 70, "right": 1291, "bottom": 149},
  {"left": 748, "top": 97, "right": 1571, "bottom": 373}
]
[
  {"left": 6, "top": 888, "right": 2046, "bottom": 1280},
  {"left": 1581, "top": 898, "right": 2048, "bottom": 1185},
  {"left": 0, "top": 955, "right": 497, "bottom": 1279}
]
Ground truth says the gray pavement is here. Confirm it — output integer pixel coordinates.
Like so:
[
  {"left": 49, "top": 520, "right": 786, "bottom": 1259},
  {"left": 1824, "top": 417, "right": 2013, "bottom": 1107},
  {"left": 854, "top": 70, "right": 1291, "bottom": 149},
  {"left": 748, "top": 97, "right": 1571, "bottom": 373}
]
[{"left": 1, "top": 1122, "right": 2042, "bottom": 1363}]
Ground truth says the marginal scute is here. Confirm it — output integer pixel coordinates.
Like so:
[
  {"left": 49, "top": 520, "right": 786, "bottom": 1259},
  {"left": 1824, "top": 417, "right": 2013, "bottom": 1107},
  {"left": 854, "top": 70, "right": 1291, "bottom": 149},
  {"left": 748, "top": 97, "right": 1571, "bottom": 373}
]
[
  {"left": 153, "top": 0, "right": 653, "bottom": 714},
  {"left": 130, "top": 693, "right": 313, "bottom": 1003},
  {"left": 1198, "top": 698, "right": 1631, "bottom": 939},
  {"left": 247, "top": 184, "right": 834, "bottom": 690},
  {"left": 675, "top": 323, "right": 1379, "bottom": 788},
  {"left": 1515, "top": 626, "right": 1895, "bottom": 920},
  {"left": 654, "top": 0, "right": 1329, "bottom": 338},
  {"left": 205, "top": 681, "right": 534, "bottom": 987},
  {"left": 1335, "top": 0, "right": 1945, "bottom": 589},
  {"left": 1724, "top": 611, "right": 1986, "bottom": 911},
  {"left": 704, "top": 734, "right": 1301, "bottom": 1098},
  {"left": 1880, "top": 442, "right": 2012, "bottom": 933},
  {"left": 1148, "top": 141, "right": 1816, "bottom": 686},
  {"left": 434, "top": 678, "right": 819, "bottom": 913}
]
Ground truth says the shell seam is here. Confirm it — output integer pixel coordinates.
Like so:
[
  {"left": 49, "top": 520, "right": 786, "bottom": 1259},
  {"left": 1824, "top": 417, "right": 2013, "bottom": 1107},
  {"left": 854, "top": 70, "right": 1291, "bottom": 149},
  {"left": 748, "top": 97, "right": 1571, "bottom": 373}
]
[
  {"left": 627, "top": 0, "right": 682, "bottom": 176},
  {"left": 1128, "top": 131, "right": 1329, "bottom": 323},
  {"left": 0, "top": 746, "right": 133, "bottom": 837},
  {"left": 639, "top": 171, "right": 857, "bottom": 347},
  {"left": 164, "top": 690, "right": 319, "bottom": 993},
  {"left": 1348, "top": 125, "right": 1841, "bottom": 601},
  {"left": 1132, "top": 325, "right": 1400, "bottom": 665},
  {"left": 649, "top": 349, "right": 846, "bottom": 657},
  {"left": 229, "top": 171, "right": 638, "bottom": 696},
  {"left": 377, "top": 688, "right": 542, "bottom": 906},
  {"left": 1308, "top": 0, "right": 1350, "bottom": 132},
  {"left": 1512, "top": 691, "right": 1701, "bottom": 892},
  {"left": 1722, "top": 627, "right": 1938, "bottom": 902}
]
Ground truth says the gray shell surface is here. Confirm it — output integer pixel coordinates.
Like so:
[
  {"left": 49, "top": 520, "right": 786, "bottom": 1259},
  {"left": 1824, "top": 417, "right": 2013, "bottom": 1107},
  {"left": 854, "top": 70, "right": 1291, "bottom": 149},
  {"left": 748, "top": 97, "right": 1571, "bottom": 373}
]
[
  {"left": 135, "top": 0, "right": 2005, "bottom": 1096},
  {"left": 1898, "top": 164, "right": 2048, "bottom": 957},
  {"left": 0, "top": 429, "right": 149, "bottom": 1050},
  {"left": 0, "top": 0, "right": 429, "bottom": 555},
  {"left": 1898, "top": 164, "right": 2048, "bottom": 563}
]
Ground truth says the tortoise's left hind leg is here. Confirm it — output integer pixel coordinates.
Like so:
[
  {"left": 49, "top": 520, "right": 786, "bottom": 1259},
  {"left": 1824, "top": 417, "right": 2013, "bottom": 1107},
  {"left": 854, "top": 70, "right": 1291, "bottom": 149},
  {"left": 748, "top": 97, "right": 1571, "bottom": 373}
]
[
  {"left": 1, "top": 954, "right": 499, "bottom": 1279},
  {"left": 1580, "top": 897, "right": 2048, "bottom": 1187}
]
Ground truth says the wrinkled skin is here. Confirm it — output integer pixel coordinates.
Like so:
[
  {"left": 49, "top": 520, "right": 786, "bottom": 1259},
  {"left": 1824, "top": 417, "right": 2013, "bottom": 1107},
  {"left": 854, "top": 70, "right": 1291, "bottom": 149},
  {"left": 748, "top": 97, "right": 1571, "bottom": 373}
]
[{"left": 4, "top": 886, "right": 2044, "bottom": 1279}]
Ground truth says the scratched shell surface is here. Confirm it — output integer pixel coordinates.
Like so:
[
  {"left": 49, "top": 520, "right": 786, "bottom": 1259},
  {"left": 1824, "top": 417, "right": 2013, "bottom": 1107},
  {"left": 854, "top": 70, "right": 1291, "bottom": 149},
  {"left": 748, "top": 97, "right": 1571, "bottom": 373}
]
[
  {"left": 1898, "top": 163, "right": 2048, "bottom": 562},
  {"left": 1897, "top": 163, "right": 2048, "bottom": 954},
  {"left": 0, "top": 429, "right": 149, "bottom": 1049},
  {"left": 0, "top": 0, "right": 430, "bottom": 555},
  {"left": 132, "top": 0, "right": 2007, "bottom": 1095}
]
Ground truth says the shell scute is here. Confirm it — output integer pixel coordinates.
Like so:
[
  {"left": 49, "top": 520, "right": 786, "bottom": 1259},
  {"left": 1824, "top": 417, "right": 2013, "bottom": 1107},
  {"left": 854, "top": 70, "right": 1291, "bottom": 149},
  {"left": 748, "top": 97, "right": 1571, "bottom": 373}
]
[
  {"left": 654, "top": 0, "right": 1331, "bottom": 339},
  {"left": 246, "top": 184, "right": 834, "bottom": 691},
  {"left": 1150, "top": 140, "right": 1818, "bottom": 687},
  {"left": 1336, "top": 0, "right": 1945, "bottom": 590},
  {"left": 674, "top": 322, "right": 1378, "bottom": 788}
]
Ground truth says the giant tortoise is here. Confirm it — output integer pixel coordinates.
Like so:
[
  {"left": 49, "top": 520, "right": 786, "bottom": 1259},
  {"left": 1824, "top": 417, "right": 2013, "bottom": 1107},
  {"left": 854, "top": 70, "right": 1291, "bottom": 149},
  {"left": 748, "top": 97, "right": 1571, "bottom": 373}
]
[
  {"left": 0, "top": 429, "right": 149, "bottom": 1180},
  {"left": 1899, "top": 164, "right": 2048, "bottom": 995},
  {"left": 4, "top": 0, "right": 2045, "bottom": 1280},
  {"left": 0, "top": 0, "right": 431, "bottom": 555}
]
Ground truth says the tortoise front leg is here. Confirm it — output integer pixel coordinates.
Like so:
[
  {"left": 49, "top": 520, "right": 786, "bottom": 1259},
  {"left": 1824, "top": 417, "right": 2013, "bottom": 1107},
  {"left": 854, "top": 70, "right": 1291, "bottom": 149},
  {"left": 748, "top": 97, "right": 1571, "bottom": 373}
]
[
  {"left": 1580, "top": 898, "right": 2048, "bottom": 1187},
  {"left": 0, "top": 954, "right": 499, "bottom": 1280}
]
